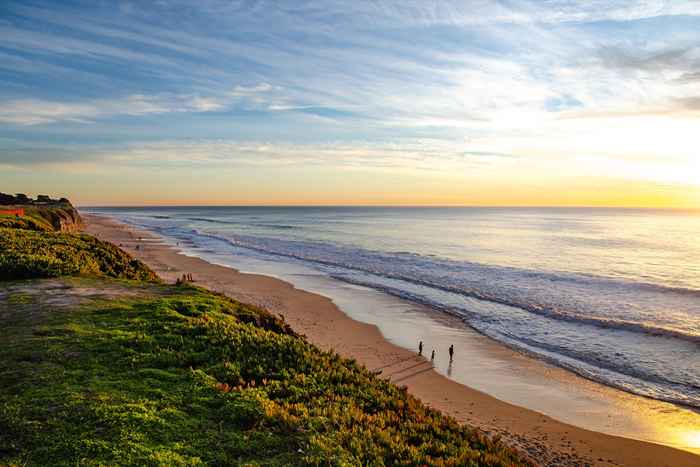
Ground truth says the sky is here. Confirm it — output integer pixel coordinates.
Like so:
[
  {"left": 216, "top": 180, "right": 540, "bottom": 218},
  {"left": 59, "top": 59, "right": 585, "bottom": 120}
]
[{"left": 0, "top": 0, "right": 699, "bottom": 207}]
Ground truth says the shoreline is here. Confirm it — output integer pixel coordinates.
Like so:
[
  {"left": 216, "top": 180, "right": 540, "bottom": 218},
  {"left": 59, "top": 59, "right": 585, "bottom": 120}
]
[{"left": 83, "top": 213, "right": 700, "bottom": 467}]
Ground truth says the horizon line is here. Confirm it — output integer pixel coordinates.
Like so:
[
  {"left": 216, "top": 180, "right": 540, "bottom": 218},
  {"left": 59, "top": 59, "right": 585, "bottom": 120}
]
[{"left": 77, "top": 204, "right": 700, "bottom": 211}]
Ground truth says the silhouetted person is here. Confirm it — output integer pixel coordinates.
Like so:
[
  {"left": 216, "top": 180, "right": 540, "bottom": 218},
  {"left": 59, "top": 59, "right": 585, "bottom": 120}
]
[
  {"left": 418, "top": 341, "right": 423, "bottom": 356},
  {"left": 430, "top": 350, "right": 435, "bottom": 362},
  {"left": 448, "top": 344, "right": 454, "bottom": 361}
]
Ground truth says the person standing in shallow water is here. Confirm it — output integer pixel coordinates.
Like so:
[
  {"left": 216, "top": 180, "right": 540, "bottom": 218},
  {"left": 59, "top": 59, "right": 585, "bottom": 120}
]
[
  {"left": 418, "top": 341, "right": 423, "bottom": 356},
  {"left": 448, "top": 344, "right": 454, "bottom": 362}
]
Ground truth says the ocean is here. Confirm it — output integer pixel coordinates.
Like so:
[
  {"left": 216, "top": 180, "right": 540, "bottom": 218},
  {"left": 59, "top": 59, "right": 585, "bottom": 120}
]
[{"left": 85, "top": 206, "right": 700, "bottom": 410}]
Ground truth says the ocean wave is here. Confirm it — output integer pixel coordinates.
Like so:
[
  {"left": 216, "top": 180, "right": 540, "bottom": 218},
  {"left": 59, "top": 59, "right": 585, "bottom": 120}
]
[
  {"left": 329, "top": 275, "right": 700, "bottom": 409},
  {"left": 183, "top": 217, "right": 296, "bottom": 230},
  {"left": 256, "top": 224, "right": 296, "bottom": 229},
  {"left": 187, "top": 230, "right": 700, "bottom": 345},
  {"left": 185, "top": 217, "right": 238, "bottom": 224}
]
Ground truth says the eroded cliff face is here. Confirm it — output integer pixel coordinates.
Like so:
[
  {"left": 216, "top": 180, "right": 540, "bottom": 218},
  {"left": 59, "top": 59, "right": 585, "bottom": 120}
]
[
  {"left": 25, "top": 203, "right": 83, "bottom": 232},
  {"left": 1, "top": 194, "right": 83, "bottom": 233},
  {"left": 50, "top": 205, "right": 83, "bottom": 232}
]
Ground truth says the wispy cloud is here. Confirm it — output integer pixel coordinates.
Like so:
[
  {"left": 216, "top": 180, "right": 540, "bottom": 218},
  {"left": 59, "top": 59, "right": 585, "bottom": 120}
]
[
  {"left": 0, "top": 94, "right": 225, "bottom": 125},
  {"left": 0, "top": 138, "right": 518, "bottom": 171},
  {"left": 3, "top": 0, "right": 698, "bottom": 129},
  {"left": 0, "top": 82, "right": 299, "bottom": 125},
  {"left": 598, "top": 46, "right": 699, "bottom": 72},
  {"left": 0, "top": 0, "right": 699, "bottom": 200}
]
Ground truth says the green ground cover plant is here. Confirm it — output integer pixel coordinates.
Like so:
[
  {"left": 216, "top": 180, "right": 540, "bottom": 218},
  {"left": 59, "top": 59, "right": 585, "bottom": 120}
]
[
  {"left": 0, "top": 214, "right": 53, "bottom": 232},
  {"left": 0, "top": 280, "right": 531, "bottom": 466},
  {"left": 0, "top": 228, "right": 158, "bottom": 282}
]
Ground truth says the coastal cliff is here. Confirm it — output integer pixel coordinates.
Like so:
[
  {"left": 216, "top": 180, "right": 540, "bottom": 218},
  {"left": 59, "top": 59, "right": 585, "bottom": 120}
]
[
  {"left": 38, "top": 204, "right": 82, "bottom": 232},
  {"left": 0, "top": 193, "right": 82, "bottom": 232}
]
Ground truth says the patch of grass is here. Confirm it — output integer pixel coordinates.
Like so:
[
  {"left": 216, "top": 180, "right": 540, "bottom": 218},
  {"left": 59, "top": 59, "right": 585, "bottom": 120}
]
[
  {"left": 0, "top": 281, "right": 531, "bottom": 466},
  {"left": 0, "top": 228, "right": 158, "bottom": 282},
  {"left": 0, "top": 214, "right": 52, "bottom": 232}
]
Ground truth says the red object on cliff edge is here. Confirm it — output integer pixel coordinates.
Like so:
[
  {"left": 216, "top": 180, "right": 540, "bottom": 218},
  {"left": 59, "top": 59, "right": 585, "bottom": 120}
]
[{"left": 0, "top": 208, "right": 25, "bottom": 217}]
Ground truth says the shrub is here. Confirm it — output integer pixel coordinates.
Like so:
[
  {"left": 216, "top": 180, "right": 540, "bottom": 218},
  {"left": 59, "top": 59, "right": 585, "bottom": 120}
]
[
  {"left": 0, "top": 215, "right": 52, "bottom": 232},
  {"left": 0, "top": 228, "right": 158, "bottom": 282}
]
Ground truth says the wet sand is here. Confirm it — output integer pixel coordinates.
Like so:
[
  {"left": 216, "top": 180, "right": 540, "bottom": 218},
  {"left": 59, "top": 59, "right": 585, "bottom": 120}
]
[{"left": 84, "top": 213, "right": 700, "bottom": 467}]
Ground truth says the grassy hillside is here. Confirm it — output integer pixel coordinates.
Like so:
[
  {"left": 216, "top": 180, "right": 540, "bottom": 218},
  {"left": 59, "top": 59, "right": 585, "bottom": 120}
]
[
  {"left": 0, "top": 213, "right": 53, "bottom": 232},
  {"left": 0, "top": 228, "right": 158, "bottom": 282},
  {"left": 0, "top": 280, "right": 531, "bottom": 466},
  {"left": 0, "top": 201, "right": 155, "bottom": 282}
]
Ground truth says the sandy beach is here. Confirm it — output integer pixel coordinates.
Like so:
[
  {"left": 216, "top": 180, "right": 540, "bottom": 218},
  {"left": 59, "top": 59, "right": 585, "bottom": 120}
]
[{"left": 83, "top": 213, "right": 700, "bottom": 467}]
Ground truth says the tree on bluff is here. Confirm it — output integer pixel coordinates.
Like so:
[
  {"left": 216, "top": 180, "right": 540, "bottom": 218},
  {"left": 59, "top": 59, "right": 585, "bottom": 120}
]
[
  {"left": 14, "top": 194, "right": 30, "bottom": 204},
  {"left": 0, "top": 193, "right": 15, "bottom": 205}
]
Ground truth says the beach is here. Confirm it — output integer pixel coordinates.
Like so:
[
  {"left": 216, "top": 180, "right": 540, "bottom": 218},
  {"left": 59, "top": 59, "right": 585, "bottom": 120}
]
[{"left": 84, "top": 213, "right": 700, "bottom": 467}]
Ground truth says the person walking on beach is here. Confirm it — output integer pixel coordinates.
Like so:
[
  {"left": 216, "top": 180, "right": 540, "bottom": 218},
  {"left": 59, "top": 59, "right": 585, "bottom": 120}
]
[
  {"left": 430, "top": 349, "right": 435, "bottom": 362},
  {"left": 448, "top": 344, "right": 454, "bottom": 362},
  {"left": 418, "top": 341, "right": 423, "bottom": 356}
]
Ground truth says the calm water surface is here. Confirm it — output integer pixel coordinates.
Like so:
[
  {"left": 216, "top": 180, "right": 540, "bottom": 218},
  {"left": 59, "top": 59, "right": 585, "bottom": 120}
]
[{"left": 85, "top": 207, "right": 700, "bottom": 410}]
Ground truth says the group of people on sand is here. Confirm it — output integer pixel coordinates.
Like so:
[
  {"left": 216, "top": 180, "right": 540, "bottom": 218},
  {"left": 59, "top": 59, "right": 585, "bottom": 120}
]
[
  {"left": 178, "top": 273, "right": 194, "bottom": 283},
  {"left": 418, "top": 341, "right": 454, "bottom": 363}
]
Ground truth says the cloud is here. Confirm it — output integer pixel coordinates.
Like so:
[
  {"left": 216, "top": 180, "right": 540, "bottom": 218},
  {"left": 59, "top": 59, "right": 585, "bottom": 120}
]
[
  {"left": 0, "top": 0, "right": 699, "bottom": 180},
  {"left": 207, "top": 0, "right": 700, "bottom": 28},
  {"left": 597, "top": 46, "right": 699, "bottom": 73},
  {"left": 231, "top": 83, "right": 274, "bottom": 96},
  {"left": 0, "top": 95, "right": 202, "bottom": 125},
  {"left": 0, "top": 86, "right": 293, "bottom": 125},
  {"left": 0, "top": 24, "right": 180, "bottom": 69},
  {"left": 677, "top": 71, "right": 700, "bottom": 83},
  {"left": 527, "top": 0, "right": 700, "bottom": 23},
  {"left": 0, "top": 138, "right": 518, "bottom": 171},
  {"left": 676, "top": 96, "right": 700, "bottom": 110},
  {"left": 187, "top": 97, "right": 225, "bottom": 112}
]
